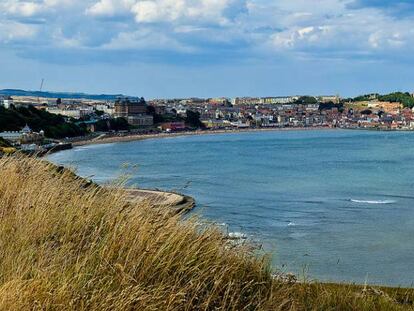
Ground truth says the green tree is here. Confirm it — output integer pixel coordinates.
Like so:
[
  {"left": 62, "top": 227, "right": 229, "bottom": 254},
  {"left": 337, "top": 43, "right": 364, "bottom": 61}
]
[
  {"left": 147, "top": 106, "right": 165, "bottom": 124},
  {"left": 319, "top": 102, "right": 344, "bottom": 112},
  {"left": 185, "top": 110, "right": 204, "bottom": 128},
  {"left": 296, "top": 96, "right": 317, "bottom": 105},
  {"left": 0, "top": 105, "right": 87, "bottom": 139},
  {"left": 378, "top": 92, "right": 414, "bottom": 108},
  {"left": 109, "top": 118, "right": 130, "bottom": 131}
]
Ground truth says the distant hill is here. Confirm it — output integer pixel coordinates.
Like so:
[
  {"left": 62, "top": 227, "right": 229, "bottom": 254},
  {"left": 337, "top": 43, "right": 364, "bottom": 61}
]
[{"left": 0, "top": 89, "right": 137, "bottom": 101}]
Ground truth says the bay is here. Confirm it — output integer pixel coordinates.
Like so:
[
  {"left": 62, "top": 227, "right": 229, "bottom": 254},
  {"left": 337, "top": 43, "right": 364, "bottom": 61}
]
[{"left": 47, "top": 130, "right": 414, "bottom": 286}]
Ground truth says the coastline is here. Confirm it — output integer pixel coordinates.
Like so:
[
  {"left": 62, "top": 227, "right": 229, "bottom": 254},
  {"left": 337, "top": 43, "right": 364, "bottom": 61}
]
[
  {"left": 42, "top": 131, "right": 414, "bottom": 290},
  {"left": 71, "top": 126, "right": 336, "bottom": 147},
  {"left": 48, "top": 163, "right": 196, "bottom": 213},
  {"left": 123, "top": 187, "right": 195, "bottom": 214},
  {"left": 50, "top": 127, "right": 333, "bottom": 216}
]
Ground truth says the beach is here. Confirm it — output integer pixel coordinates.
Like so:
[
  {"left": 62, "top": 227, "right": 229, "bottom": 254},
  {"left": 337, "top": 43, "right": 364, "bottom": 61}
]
[{"left": 71, "top": 126, "right": 334, "bottom": 147}]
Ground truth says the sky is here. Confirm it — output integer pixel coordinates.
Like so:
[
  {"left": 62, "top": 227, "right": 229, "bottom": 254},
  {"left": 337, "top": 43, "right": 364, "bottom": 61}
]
[{"left": 0, "top": 0, "right": 414, "bottom": 98}]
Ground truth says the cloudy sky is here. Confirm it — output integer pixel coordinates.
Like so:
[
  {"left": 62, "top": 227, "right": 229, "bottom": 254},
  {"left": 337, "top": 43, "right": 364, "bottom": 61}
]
[{"left": 0, "top": 0, "right": 413, "bottom": 98}]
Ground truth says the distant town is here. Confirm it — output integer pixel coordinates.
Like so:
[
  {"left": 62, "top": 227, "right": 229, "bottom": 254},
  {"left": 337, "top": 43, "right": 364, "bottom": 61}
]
[{"left": 1, "top": 90, "right": 414, "bottom": 155}]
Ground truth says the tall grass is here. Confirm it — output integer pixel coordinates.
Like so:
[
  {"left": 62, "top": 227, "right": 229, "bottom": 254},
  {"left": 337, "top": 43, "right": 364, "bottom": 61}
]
[{"left": 0, "top": 155, "right": 413, "bottom": 310}]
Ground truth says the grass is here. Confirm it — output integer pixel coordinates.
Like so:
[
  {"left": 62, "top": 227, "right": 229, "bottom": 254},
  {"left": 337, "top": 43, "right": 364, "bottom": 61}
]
[{"left": 0, "top": 155, "right": 413, "bottom": 310}]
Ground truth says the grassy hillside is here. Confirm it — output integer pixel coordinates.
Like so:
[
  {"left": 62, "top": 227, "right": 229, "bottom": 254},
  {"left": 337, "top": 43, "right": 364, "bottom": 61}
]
[{"left": 0, "top": 156, "right": 413, "bottom": 310}]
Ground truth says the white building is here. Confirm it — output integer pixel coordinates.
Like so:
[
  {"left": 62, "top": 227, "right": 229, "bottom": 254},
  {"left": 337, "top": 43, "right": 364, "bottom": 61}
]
[
  {"left": 95, "top": 104, "right": 115, "bottom": 116},
  {"left": 260, "top": 97, "right": 298, "bottom": 105},
  {"left": 47, "top": 108, "right": 81, "bottom": 119},
  {"left": 0, "top": 131, "right": 21, "bottom": 142},
  {"left": 0, "top": 97, "right": 13, "bottom": 109},
  {"left": 317, "top": 95, "right": 341, "bottom": 104},
  {"left": 46, "top": 107, "right": 94, "bottom": 119},
  {"left": 0, "top": 125, "right": 44, "bottom": 143}
]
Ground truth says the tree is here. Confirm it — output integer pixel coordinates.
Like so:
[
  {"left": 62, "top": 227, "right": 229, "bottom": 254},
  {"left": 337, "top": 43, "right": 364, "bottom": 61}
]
[
  {"left": 109, "top": 118, "right": 129, "bottom": 131},
  {"left": 147, "top": 106, "right": 165, "bottom": 124},
  {"left": 378, "top": 92, "right": 414, "bottom": 108},
  {"left": 0, "top": 105, "right": 87, "bottom": 139},
  {"left": 296, "top": 96, "right": 317, "bottom": 105},
  {"left": 185, "top": 110, "right": 204, "bottom": 128},
  {"left": 361, "top": 109, "right": 372, "bottom": 115},
  {"left": 319, "top": 102, "right": 344, "bottom": 112}
]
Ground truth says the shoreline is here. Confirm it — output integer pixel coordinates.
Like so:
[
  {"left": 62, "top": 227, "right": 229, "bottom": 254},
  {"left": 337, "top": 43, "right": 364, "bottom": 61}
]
[
  {"left": 71, "top": 126, "right": 337, "bottom": 147},
  {"left": 48, "top": 163, "right": 197, "bottom": 213},
  {"left": 123, "top": 187, "right": 195, "bottom": 214},
  {"left": 50, "top": 127, "right": 333, "bottom": 217}
]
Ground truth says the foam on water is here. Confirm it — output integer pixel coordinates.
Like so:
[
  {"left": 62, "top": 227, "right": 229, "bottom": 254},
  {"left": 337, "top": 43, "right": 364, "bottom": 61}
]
[
  {"left": 350, "top": 199, "right": 396, "bottom": 205},
  {"left": 228, "top": 232, "right": 247, "bottom": 239}
]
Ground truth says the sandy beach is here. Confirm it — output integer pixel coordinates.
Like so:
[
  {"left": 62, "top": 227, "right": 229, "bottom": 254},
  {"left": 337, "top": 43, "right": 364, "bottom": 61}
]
[{"left": 72, "top": 126, "right": 334, "bottom": 147}]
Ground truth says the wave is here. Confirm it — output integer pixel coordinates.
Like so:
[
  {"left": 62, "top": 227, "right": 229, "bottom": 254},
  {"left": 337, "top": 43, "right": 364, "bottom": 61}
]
[
  {"left": 227, "top": 232, "right": 247, "bottom": 240},
  {"left": 287, "top": 222, "right": 296, "bottom": 227},
  {"left": 350, "top": 199, "right": 396, "bottom": 205}
]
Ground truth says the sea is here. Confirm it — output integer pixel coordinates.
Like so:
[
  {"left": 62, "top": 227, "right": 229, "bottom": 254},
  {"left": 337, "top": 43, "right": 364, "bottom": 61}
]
[{"left": 47, "top": 130, "right": 414, "bottom": 286}]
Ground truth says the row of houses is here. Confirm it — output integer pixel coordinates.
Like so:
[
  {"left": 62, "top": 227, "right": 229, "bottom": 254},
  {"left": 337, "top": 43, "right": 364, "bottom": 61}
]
[{"left": 0, "top": 125, "right": 44, "bottom": 144}]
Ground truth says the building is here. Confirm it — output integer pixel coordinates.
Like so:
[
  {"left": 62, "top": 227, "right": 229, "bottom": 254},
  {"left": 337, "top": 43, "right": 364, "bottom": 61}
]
[
  {"left": 0, "top": 125, "right": 44, "bottom": 144},
  {"left": 160, "top": 122, "right": 186, "bottom": 132},
  {"left": 46, "top": 107, "right": 94, "bottom": 119},
  {"left": 0, "top": 131, "right": 21, "bottom": 142},
  {"left": 95, "top": 104, "right": 115, "bottom": 116},
  {"left": 114, "top": 98, "right": 148, "bottom": 118},
  {"left": 232, "top": 97, "right": 261, "bottom": 106},
  {"left": 317, "top": 95, "right": 340, "bottom": 104},
  {"left": 127, "top": 115, "right": 154, "bottom": 127},
  {"left": 0, "top": 96, "right": 13, "bottom": 109},
  {"left": 114, "top": 98, "right": 153, "bottom": 127},
  {"left": 46, "top": 108, "right": 81, "bottom": 119},
  {"left": 208, "top": 98, "right": 230, "bottom": 106},
  {"left": 260, "top": 97, "right": 298, "bottom": 105},
  {"left": 201, "top": 119, "right": 232, "bottom": 129},
  {"left": 232, "top": 96, "right": 298, "bottom": 106}
]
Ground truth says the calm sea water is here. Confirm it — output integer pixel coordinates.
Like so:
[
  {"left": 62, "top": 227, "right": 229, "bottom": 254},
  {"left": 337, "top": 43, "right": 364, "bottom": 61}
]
[{"left": 47, "top": 130, "right": 414, "bottom": 286}]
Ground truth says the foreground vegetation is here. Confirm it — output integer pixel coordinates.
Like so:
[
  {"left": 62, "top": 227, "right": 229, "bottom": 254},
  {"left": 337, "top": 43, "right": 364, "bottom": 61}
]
[{"left": 0, "top": 156, "right": 413, "bottom": 310}]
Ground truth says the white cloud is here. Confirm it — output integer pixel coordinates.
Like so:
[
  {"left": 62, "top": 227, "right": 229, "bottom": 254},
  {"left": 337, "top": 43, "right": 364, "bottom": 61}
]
[
  {"left": 257, "top": 0, "right": 414, "bottom": 57},
  {"left": 0, "top": 21, "right": 38, "bottom": 42},
  {"left": 2, "top": 1, "right": 42, "bottom": 17},
  {"left": 0, "top": 0, "right": 74, "bottom": 17},
  {"left": 101, "top": 28, "right": 194, "bottom": 52},
  {"left": 85, "top": 0, "right": 136, "bottom": 17},
  {"left": 1, "top": 0, "right": 414, "bottom": 63},
  {"left": 86, "top": 0, "right": 243, "bottom": 24},
  {"left": 270, "top": 26, "right": 331, "bottom": 49}
]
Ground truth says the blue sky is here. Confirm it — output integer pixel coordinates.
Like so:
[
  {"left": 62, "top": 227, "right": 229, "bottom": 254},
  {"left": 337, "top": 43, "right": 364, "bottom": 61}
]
[{"left": 0, "top": 0, "right": 414, "bottom": 98}]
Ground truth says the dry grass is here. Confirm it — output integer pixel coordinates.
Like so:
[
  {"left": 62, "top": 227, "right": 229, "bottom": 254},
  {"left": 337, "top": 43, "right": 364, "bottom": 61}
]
[{"left": 0, "top": 155, "right": 413, "bottom": 310}]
